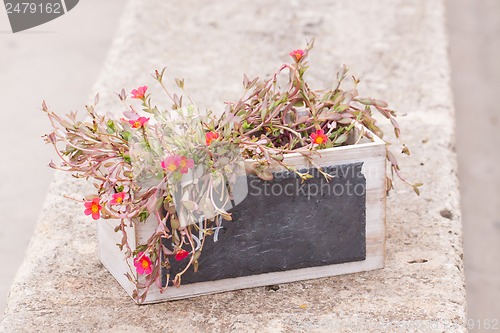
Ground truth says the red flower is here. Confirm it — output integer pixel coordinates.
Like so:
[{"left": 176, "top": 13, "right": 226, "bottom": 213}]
[
  {"left": 175, "top": 249, "right": 190, "bottom": 261},
  {"left": 310, "top": 129, "right": 328, "bottom": 145},
  {"left": 205, "top": 131, "right": 219, "bottom": 146},
  {"left": 289, "top": 49, "right": 305, "bottom": 62},
  {"left": 134, "top": 252, "right": 152, "bottom": 275},
  {"left": 131, "top": 86, "right": 148, "bottom": 99},
  {"left": 110, "top": 192, "right": 127, "bottom": 205},
  {"left": 179, "top": 156, "right": 194, "bottom": 174},
  {"left": 84, "top": 198, "right": 102, "bottom": 220},
  {"left": 128, "top": 117, "right": 149, "bottom": 129}
]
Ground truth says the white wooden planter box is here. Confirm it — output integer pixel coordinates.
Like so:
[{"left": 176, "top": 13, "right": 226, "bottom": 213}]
[{"left": 97, "top": 125, "right": 387, "bottom": 304}]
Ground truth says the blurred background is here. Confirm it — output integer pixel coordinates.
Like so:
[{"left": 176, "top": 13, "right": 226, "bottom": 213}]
[
  {"left": 0, "top": 0, "right": 124, "bottom": 313},
  {"left": 0, "top": 0, "right": 498, "bottom": 329},
  {"left": 447, "top": 0, "right": 500, "bottom": 325}
]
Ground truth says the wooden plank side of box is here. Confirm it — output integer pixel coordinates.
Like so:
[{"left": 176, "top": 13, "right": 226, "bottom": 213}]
[{"left": 98, "top": 218, "right": 137, "bottom": 299}]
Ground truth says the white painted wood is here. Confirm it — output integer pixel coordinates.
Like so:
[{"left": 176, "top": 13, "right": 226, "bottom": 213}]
[
  {"left": 98, "top": 219, "right": 137, "bottom": 297},
  {"left": 97, "top": 125, "right": 387, "bottom": 303},
  {"left": 143, "top": 251, "right": 384, "bottom": 304}
]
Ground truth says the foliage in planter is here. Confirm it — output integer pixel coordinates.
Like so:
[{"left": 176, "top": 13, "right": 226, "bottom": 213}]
[{"left": 43, "top": 40, "right": 420, "bottom": 302}]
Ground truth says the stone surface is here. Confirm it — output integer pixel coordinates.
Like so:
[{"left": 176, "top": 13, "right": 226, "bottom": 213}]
[
  {"left": 0, "top": 0, "right": 466, "bottom": 332},
  {"left": 447, "top": 0, "right": 500, "bottom": 323}
]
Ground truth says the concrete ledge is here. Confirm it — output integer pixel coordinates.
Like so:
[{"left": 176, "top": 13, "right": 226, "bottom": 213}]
[{"left": 1, "top": 0, "right": 466, "bottom": 332}]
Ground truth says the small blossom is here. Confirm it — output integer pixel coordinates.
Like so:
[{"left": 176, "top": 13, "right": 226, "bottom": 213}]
[
  {"left": 131, "top": 86, "right": 148, "bottom": 99},
  {"left": 84, "top": 197, "right": 102, "bottom": 220},
  {"left": 175, "top": 249, "right": 190, "bottom": 261},
  {"left": 161, "top": 155, "right": 180, "bottom": 172},
  {"left": 205, "top": 131, "right": 219, "bottom": 146},
  {"left": 179, "top": 156, "right": 194, "bottom": 174},
  {"left": 134, "top": 252, "right": 152, "bottom": 275},
  {"left": 289, "top": 49, "right": 305, "bottom": 62},
  {"left": 310, "top": 129, "right": 328, "bottom": 145},
  {"left": 110, "top": 192, "right": 127, "bottom": 205},
  {"left": 128, "top": 117, "right": 149, "bottom": 129}
]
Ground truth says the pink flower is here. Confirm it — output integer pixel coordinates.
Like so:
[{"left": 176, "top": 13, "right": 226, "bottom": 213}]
[
  {"left": 161, "top": 155, "right": 180, "bottom": 172},
  {"left": 310, "top": 129, "right": 328, "bottom": 145},
  {"left": 289, "top": 49, "right": 305, "bottom": 62},
  {"left": 134, "top": 252, "right": 152, "bottom": 275},
  {"left": 110, "top": 192, "right": 127, "bottom": 205},
  {"left": 179, "top": 156, "right": 194, "bottom": 174},
  {"left": 161, "top": 155, "right": 194, "bottom": 174},
  {"left": 175, "top": 249, "right": 190, "bottom": 261},
  {"left": 205, "top": 131, "right": 219, "bottom": 146},
  {"left": 84, "top": 198, "right": 102, "bottom": 220},
  {"left": 128, "top": 117, "right": 149, "bottom": 129},
  {"left": 131, "top": 86, "right": 148, "bottom": 99}
]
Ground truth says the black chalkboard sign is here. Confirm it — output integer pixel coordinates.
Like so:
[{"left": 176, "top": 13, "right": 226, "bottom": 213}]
[{"left": 162, "top": 162, "right": 366, "bottom": 286}]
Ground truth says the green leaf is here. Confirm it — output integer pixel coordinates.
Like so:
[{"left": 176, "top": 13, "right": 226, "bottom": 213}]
[
  {"left": 334, "top": 133, "right": 348, "bottom": 145},
  {"left": 357, "top": 98, "right": 374, "bottom": 105},
  {"left": 413, "top": 186, "right": 420, "bottom": 196},
  {"left": 412, "top": 183, "right": 423, "bottom": 195},
  {"left": 170, "top": 216, "right": 180, "bottom": 230},
  {"left": 106, "top": 120, "right": 116, "bottom": 133},
  {"left": 122, "top": 155, "right": 131, "bottom": 164},
  {"left": 335, "top": 104, "right": 349, "bottom": 112},
  {"left": 255, "top": 168, "right": 273, "bottom": 181},
  {"left": 138, "top": 210, "right": 150, "bottom": 222},
  {"left": 260, "top": 106, "right": 268, "bottom": 120},
  {"left": 337, "top": 118, "right": 352, "bottom": 125},
  {"left": 337, "top": 65, "right": 348, "bottom": 82},
  {"left": 175, "top": 78, "right": 184, "bottom": 89},
  {"left": 386, "top": 177, "right": 393, "bottom": 193},
  {"left": 121, "top": 131, "right": 131, "bottom": 141}
]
